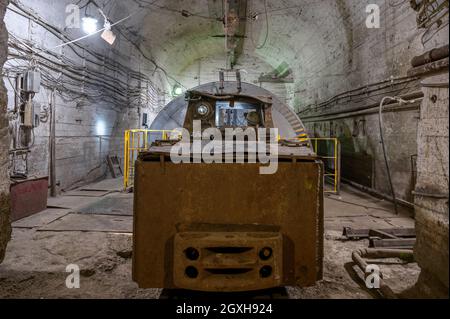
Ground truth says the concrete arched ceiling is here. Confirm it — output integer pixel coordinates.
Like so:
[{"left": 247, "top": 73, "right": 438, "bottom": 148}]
[
  {"left": 108, "top": 0, "right": 353, "bottom": 103},
  {"left": 100, "top": 0, "right": 360, "bottom": 113}
]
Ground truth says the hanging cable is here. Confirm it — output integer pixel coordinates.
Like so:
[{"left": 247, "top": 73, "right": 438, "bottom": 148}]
[
  {"left": 130, "top": 0, "right": 219, "bottom": 20},
  {"left": 34, "top": 12, "right": 135, "bottom": 55},
  {"left": 7, "top": 0, "right": 186, "bottom": 90},
  {"left": 250, "top": 0, "right": 269, "bottom": 50}
]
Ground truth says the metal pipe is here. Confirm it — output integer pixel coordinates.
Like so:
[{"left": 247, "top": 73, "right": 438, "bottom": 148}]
[
  {"left": 14, "top": 75, "right": 21, "bottom": 114},
  {"left": 421, "top": 81, "right": 449, "bottom": 88},
  {"left": 352, "top": 248, "right": 414, "bottom": 299},
  {"left": 302, "top": 91, "right": 423, "bottom": 121},
  {"left": 219, "top": 71, "right": 225, "bottom": 94},
  {"left": 49, "top": 89, "right": 57, "bottom": 197},
  {"left": 412, "top": 191, "right": 449, "bottom": 199},
  {"left": 411, "top": 44, "right": 449, "bottom": 67},
  {"left": 408, "top": 57, "right": 449, "bottom": 77},
  {"left": 304, "top": 77, "right": 419, "bottom": 111},
  {"left": 379, "top": 97, "right": 402, "bottom": 215},
  {"left": 340, "top": 178, "right": 415, "bottom": 209},
  {"left": 236, "top": 70, "right": 242, "bottom": 93},
  {"left": 303, "top": 98, "right": 422, "bottom": 123}
]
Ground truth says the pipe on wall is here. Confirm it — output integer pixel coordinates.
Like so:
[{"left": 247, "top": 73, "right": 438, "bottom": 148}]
[
  {"left": 299, "top": 76, "right": 419, "bottom": 113},
  {"left": 341, "top": 178, "right": 415, "bottom": 209},
  {"left": 411, "top": 44, "right": 449, "bottom": 67},
  {"left": 302, "top": 91, "right": 423, "bottom": 122},
  {"left": 49, "top": 89, "right": 56, "bottom": 197}
]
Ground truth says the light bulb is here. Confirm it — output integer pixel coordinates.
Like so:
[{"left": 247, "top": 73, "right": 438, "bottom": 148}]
[
  {"left": 82, "top": 16, "right": 98, "bottom": 35},
  {"left": 96, "top": 120, "right": 106, "bottom": 136},
  {"left": 173, "top": 86, "right": 183, "bottom": 96}
]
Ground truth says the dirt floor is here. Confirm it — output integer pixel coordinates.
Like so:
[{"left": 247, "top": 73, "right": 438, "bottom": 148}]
[{"left": 0, "top": 178, "right": 420, "bottom": 299}]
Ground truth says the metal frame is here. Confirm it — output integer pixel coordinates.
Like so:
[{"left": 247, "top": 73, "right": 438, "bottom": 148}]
[
  {"left": 293, "top": 130, "right": 341, "bottom": 194},
  {"left": 311, "top": 137, "right": 341, "bottom": 194}
]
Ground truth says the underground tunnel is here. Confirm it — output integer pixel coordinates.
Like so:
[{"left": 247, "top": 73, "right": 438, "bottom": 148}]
[{"left": 0, "top": 0, "right": 448, "bottom": 304}]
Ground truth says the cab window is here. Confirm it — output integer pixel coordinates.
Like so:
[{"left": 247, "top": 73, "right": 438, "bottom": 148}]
[{"left": 215, "top": 101, "right": 264, "bottom": 128}]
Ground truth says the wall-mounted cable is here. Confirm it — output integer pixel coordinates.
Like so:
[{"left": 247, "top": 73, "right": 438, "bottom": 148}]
[{"left": 249, "top": 0, "right": 269, "bottom": 50}]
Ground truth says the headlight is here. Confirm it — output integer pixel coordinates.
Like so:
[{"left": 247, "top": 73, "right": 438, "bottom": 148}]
[{"left": 197, "top": 104, "right": 210, "bottom": 116}]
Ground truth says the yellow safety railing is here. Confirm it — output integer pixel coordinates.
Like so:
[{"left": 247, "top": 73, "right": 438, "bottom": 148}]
[
  {"left": 123, "top": 129, "right": 175, "bottom": 189},
  {"left": 278, "top": 129, "right": 340, "bottom": 194},
  {"left": 310, "top": 137, "right": 341, "bottom": 194},
  {"left": 124, "top": 129, "right": 340, "bottom": 194},
  {"left": 294, "top": 129, "right": 341, "bottom": 194}
]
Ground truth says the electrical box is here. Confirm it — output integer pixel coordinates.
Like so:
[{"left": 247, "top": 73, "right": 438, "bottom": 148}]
[
  {"left": 23, "top": 100, "right": 34, "bottom": 128},
  {"left": 23, "top": 70, "right": 41, "bottom": 93},
  {"left": 142, "top": 113, "right": 148, "bottom": 128}
]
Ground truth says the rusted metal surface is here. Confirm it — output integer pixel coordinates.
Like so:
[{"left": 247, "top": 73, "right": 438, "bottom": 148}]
[
  {"left": 141, "top": 143, "right": 316, "bottom": 161},
  {"left": 10, "top": 177, "right": 48, "bottom": 222},
  {"left": 368, "top": 229, "right": 398, "bottom": 239},
  {"left": 411, "top": 44, "right": 449, "bottom": 67},
  {"left": 173, "top": 232, "right": 283, "bottom": 292},
  {"left": 133, "top": 87, "right": 323, "bottom": 292},
  {"left": 407, "top": 57, "right": 449, "bottom": 77},
  {"left": 133, "top": 161, "right": 324, "bottom": 291},
  {"left": 343, "top": 227, "right": 416, "bottom": 249},
  {"left": 370, "top": 238, "right": 416, "bottom": 249}
]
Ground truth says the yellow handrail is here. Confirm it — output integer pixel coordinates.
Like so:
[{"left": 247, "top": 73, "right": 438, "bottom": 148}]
[
  {"left": 124, "top": 129, "right": 340, "bottom": 194},
  {"left": 279, "top": 131, "right": 340, "bottom": 194},
  {"left": 123, "top": 129, "right": 176, "bottom": 189},
  {"left": 293, "top": 131, "right": 340, "bottom": 194}
]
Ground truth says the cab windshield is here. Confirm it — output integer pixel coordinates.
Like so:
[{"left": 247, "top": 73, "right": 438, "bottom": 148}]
[{"left": 215, "top": 101, "right": 264, "bottom": 128}]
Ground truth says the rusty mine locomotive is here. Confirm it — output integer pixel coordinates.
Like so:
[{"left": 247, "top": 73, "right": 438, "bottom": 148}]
[{"left": 132, "top": 74, "right": 324, "bottom": 292}]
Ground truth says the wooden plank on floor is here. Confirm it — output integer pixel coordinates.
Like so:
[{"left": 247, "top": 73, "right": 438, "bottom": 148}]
[
  {"left": 383, "top": 217, "right": 416, "bottom": 229},
  {"left": 64, "top": 190, "right": 111, "bottom": 197},
  {"left": 12, "top": 209, "right": 70, "bottom": 229},
  {"left": 79, "top": 178, "right": 123, "bottom": 192},
  {"left": 37, "top": 213, "right": 132, "bottom": 233},
  {"left": 73, "top": 194, "right": 133, "bottom": 216},
  {"left": 325, "top": 216, "right": 398, "bottom": 232},
  {"left": 47, "top": 196, "right": 100, "bottom": 210}
]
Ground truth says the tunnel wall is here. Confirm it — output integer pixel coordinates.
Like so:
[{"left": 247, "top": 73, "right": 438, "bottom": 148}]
[
  {"left": 414, "top": 72, "right": 449, "bottom": 298},
  {"left": 114, "top": 0, "right": 426, "bottom": 204},
  {"left": 0, "top": 0, "right": 11, "bottom": 262},
  {"left": 411, "top": 12, "right": 449, "bottom": 298},
  {"left": 299, "top": 0, "right": 423, "bottom": 203},
  {"left": 3, "top": 0, "right": 165, "bottom": 192}
]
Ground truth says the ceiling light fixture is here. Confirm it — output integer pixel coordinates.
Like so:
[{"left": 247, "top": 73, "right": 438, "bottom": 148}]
[
  {"left": 82, "top": 16, "right": 99, "bottom": 35},
  {"left": 99, "top": 9, "right": 117, "bottom": 45},
  {"left": 101, "top": 21, "right": 117, "bottom": 45},
  {"left": 173, "top": 85, "right": 183, "bottom": 96}
]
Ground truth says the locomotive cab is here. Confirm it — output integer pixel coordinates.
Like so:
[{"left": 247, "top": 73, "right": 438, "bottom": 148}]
[{"left": 183, "top": 90, "right": 273, "bottom": 133}]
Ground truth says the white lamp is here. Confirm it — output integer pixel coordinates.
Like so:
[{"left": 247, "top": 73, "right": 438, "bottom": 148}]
[
  {"left": 101, "top": 21, "right": 117, "bottom": 45},
  {"left": 173, "top": 85, "right": 183, "bottom": 96},
  {"left": 82, "top": 16, "right": 98, "bottom": 35}
]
